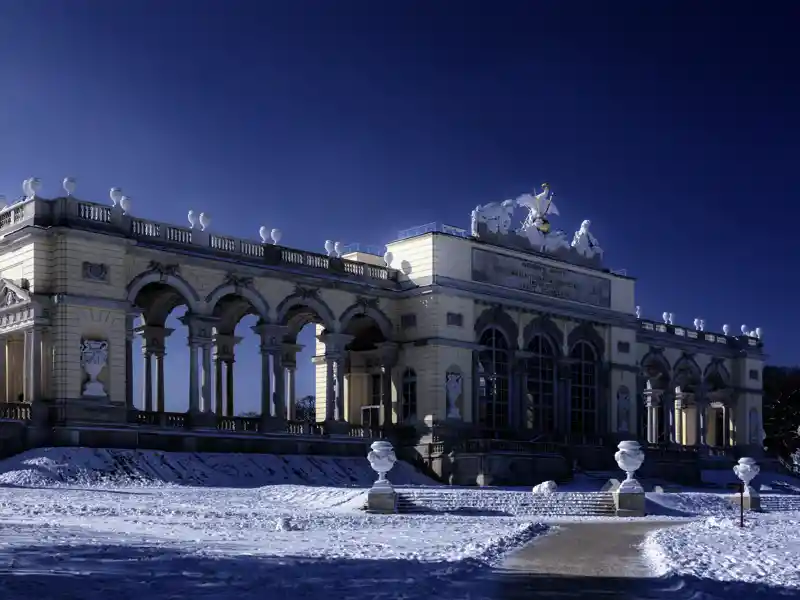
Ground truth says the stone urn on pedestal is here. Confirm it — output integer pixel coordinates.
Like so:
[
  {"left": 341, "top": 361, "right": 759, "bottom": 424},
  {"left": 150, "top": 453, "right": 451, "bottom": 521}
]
[
  {"left": 732, "top": 457, "right": 761, "bottom": 511},
  {"left": 612, "top": 440, "right": 646, "bottom": 516},
  {"left": 366, "top": 440, "right": 398, "bottom": 513}
]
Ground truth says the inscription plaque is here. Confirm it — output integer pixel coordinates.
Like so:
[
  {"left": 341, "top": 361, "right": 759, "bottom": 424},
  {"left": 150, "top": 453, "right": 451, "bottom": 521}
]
[{"left": 471, "top": 248, "right": 611, "bottom": 308}]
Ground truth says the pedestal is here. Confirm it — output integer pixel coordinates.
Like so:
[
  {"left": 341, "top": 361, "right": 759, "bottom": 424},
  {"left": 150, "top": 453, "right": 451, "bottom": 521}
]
[
  {"left": 367, "top": 483, "right": 397, "bottom": 514},
  {"left": 613, "top": 489, "right": 646, "bottom": 517},
  {"left": 730, "top": 487, "right": 761, "bottom": 511}
]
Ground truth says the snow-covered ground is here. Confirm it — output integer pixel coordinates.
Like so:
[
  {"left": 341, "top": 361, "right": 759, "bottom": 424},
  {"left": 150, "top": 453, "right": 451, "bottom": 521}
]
[
  {"left": 1, "top": 447, "right": 799, "bottom": 598},
  {"left": 0, "top": 448, "right": 543, "bottom": 599},
  {"left": 645, "top": 512, "right": 800, "bottom": 594}
]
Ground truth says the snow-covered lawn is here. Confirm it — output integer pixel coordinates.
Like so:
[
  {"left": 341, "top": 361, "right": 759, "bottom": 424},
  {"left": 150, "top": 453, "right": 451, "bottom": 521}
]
[
  {"left": 0, "top": 483, "right": 545, "bottom": 599},
  {"left": 645, "top": 512, "right": 800, "bottom": 593}
]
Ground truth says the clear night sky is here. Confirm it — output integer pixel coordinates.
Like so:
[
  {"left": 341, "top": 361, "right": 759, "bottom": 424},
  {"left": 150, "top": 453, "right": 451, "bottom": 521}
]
[{"left": 1, "top": 1, "right": 797, "bottom": 413}]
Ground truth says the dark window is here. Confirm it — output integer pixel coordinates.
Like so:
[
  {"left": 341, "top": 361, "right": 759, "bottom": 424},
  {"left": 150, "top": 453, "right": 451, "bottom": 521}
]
[
  {"left": 400, "top": 314, "right": 417, "bottom": 328},
  {"left": 525, "top": 335, "right": 556, "bottom": 432},
  {"left": 616, "top": 341, "right": 630, "bottom": 354},
  {"left": 477, "top": 328, "right": 510, "bottom": 429},
  {"left": 749, "top": 369, "right": 760, "bottom": 382},
  {"left": 401, "top": 368, "right": 417, "bottom": 421},
  {"left": 446, "top": 312, "right": 464, "bottom": 327},
  {"left": 570, "top": 341, "right": 598, "bottom": 437}
]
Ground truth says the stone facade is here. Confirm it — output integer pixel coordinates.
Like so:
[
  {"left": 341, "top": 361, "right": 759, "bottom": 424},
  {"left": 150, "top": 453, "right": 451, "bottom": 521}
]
[{"left": 0, "top": 190, "right": 765, "bottom": 486}]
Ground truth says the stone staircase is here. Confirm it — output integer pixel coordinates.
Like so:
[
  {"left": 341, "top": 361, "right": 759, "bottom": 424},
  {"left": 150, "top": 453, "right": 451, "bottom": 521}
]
[
  {"left": 383, "top": 489, "right": 617, "bottom": 516},
  {"left": 759, "top": 494, "right": 800, "bottom": 512}
]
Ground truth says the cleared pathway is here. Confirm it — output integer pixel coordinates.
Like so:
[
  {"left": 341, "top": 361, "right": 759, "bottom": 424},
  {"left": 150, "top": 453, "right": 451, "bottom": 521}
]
[{"left": 484, "top": 521, "right": 685, "bottom": 599}]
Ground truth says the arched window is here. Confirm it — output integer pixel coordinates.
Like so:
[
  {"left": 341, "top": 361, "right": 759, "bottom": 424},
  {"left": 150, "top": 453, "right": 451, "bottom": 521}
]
[
  {"left": 401, "top": 368, "right": 417, "bottom": 422},
  {"left": 525, "top": 335, "right": 556, "bottom": 431},
  {"left": 478, "top": 328, "right": 510, "bottom": 428},
  {"left": 570, "top": 341, "right": 598, "bottom": 436}
]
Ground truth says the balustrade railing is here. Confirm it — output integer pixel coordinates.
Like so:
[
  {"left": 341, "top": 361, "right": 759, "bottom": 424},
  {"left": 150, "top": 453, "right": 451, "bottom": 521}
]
[
  {"left": 0, "top": 197, "right": 397, "bottom": 283},
  {"left": 0, "top": 402, "right": 31, "bottom": 421}
]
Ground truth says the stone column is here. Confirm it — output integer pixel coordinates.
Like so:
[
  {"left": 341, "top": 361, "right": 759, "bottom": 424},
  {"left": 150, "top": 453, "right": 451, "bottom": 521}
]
[
  {"left": 212, "top": 333, "right": 241, "bottom": 416},
  {"left": 225, "top": 360, "right": 235, "bottom": 416},
  {"left": 200, "top": 342, "right": 213, "bottom": 413},
  {"left": 252, "top": 323, "right": 288, "bottom": 423},
  {"left": 155, "top": 352, "right": 166, "bottom": 412},
  {"left": 721, "top": 405, "right": 729, "bottom": 447},
  {"left": 317, "top": 332, "right": 354, "bottom": 422},
  {"left": 666, "top": 394, "right": 675, "bottom": 444},
  {"left": 642, "top": 385, "right": 662, "bottom": 444},
  {"left": 135, "top": 325, "right": 173, "bottom": 412},
  {"left": 696, "top": 400, "right": 707, "bottom": 445},
  {"left": 23, "top": 328, "right": 42, "bottom": 403},
  {"left": 188, "top": 341, "right": 200, "bottom": 413},
  {"left": 214, "top": 358, "right": 224, "bottom": 414},
  {"left": 142, "top": 346, "right": 154, "bottom": 411},
  {"left": 180, "top": 315, "right": 216, "bottom": 415},
  {"left": 271, "top": 349, "right": 286, "bottom": 419},
  {"left": 0, "top": 337, "right": 7, "bottom": 402},
  {"left": 377, "top": 342, "right": 398, "bottom": 427},
  {"left": 673, "top": 388, "right": 686, "bottom": 446},
  {"left": 258, "top": 344, "right": 271, "bottom": 417},
  {"left": 6, "top": 337, "right": 23, "bottom": 403},
  {"left": 281, "top": 343, "right": 303, "bottom": 421},
  {"left": 125, "top": 313, "right": 136, "bottom": 409}
]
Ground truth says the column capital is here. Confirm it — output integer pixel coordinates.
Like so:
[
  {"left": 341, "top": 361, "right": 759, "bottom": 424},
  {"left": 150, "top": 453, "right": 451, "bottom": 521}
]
[
  {"left": 281, "top": 343, "right": 304, "bottom": 368},
  {"left": 252, "top": 323, "right": 288, "bottom": 348},
  {"left": 135, "top": 325, "right": 174, "bottom": 353},
  {"left": 643, "top": 387, "right": 663, "bottom": 408},
  {"left": 317, "top": 332, "right": 354, "bottom": 354},
  {"left": 213, "top": 333, "right": 242, "bottom": 361},
  {"left": 180, "top": 314, "right": 218, "bottom": 343}
]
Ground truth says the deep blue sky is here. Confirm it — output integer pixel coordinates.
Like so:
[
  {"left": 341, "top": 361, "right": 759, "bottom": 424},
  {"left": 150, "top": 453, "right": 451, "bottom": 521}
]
[{"left": 1, "top": 1, "right": 797, "bottom": 413}]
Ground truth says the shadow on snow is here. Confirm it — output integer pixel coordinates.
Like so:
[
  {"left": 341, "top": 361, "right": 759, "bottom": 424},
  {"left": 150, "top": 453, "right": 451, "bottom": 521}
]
[{"left": 0, "top": 543, "right": 796, "bottom": 600}]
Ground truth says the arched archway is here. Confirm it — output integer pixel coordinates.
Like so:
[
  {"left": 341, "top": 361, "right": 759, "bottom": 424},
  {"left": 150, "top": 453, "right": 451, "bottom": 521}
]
[
  {"left": 207, "top": 286, "right": 272, "bottom": 418},
  {"left": 273, "top": 292, "right": 338, "bottom": 422},
  {"left": 639, "top": 349, "right": 672, "bottom": 441},
  {"left": 339, "top": 311, "right": 394, "bottom": 426},
  {"left": 128, "top": 272, "right": 201, "bottom": 415}
]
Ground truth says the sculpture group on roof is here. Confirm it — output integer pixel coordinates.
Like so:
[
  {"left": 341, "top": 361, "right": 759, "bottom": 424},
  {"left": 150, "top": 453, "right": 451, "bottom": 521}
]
[{"left": 470, "top": 183, "right": 604, "bottom": 267}]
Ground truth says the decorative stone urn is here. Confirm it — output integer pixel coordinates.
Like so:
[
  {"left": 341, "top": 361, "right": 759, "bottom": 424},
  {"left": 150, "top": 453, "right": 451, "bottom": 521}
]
[
  {"left": 614, "top": 440, "right": 645, "bottom": 493},
  {"left": 80, "top": 339, "right": 109, "bottom": 397},
  {"left": 732, "top": 457, "right": 761, "bottom": 511},
  {"left": 733, "top": 457, "right": 760, "bottom": 494},
  {"left": 366, "top": 440, "right": 398, "bottom": 513},
  {"left": 368, "top": 440, "right": 397, "bottom": 488}
]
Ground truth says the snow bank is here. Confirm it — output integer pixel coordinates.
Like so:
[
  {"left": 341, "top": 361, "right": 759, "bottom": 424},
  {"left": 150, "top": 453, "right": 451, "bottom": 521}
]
[
  {"left": 644, "top": 512, "right": 800, "bottom": 591},
  {"left": 0, "top": 447, "right": 437, "bottom": 488}
]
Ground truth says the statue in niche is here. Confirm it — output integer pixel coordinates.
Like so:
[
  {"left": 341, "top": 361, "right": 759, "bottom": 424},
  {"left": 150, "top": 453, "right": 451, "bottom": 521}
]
[
  {"left": 616, "top": 386, "right": 631, "bottom": 433},
  {"left": 571, "top": 220, "right": 604, "bottom": 260},
  {"left": 445, "top": 371, "right": 463, "bottom": 419}
]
